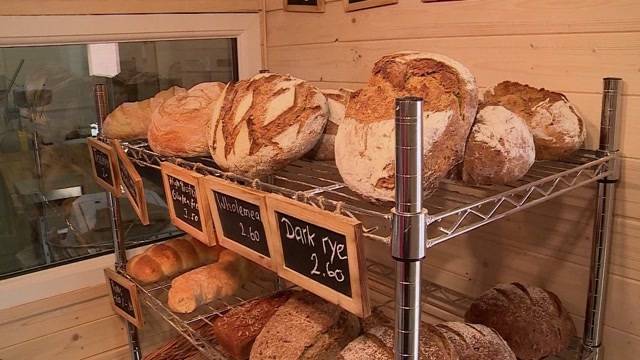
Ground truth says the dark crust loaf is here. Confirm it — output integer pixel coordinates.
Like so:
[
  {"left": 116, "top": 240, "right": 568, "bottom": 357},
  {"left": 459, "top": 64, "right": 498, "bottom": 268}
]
[
  {"left": 212, "top": 291, "right": 292, "bottom": 360},
  {"left": 464, "top": 282, "right": 576, "bottom": 360},
  {"left": 435, "top": 322, "right": 515, "bottom": 360}
]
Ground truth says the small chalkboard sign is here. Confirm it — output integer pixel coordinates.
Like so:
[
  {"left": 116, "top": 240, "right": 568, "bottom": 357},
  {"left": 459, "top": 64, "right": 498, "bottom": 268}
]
[
  {"left": 266, "top": 195, "right": 370, "bottom": 317},
  {"left": 104, "top": 268, "right": 143, "bottom": 328},
  {"left": 87, "top": 138, "right": 119, "bottom": 194},
  {"left": 284, "top": 0, "right": 325, "bottom": 12},
  {"left": 112, "top": 140, "right": 149, "bottom": 225},
  {"left": 344, "top": 0, "right": 397, "bottom": 12},
  {"left": 201, "top": 176, "right": 276, "bottom": 271},
  {"left": 161, "top": 162, "right": 216, "bottom": 246}
]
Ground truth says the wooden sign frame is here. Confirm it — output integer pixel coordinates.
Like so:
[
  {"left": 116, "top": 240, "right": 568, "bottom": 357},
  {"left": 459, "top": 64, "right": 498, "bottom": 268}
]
[
  {"left": 87, "top": 138, "right": 119, "bottom": 194},
  {"left": 104, "top": 268, "right": 143, "bottom": 328},
  {"left": 343, "top": 0, "right": 397, "bottom": 12},
  {"left": 161, "top": 162, "right": 217, "bottom": 246},
  {"left": 266, "top": 194, "right": 370, "bottom": 317},
  {"left": 201, "top": 176, "right": 277, "bottom": 271},
  {"left": 112, "top": 140, "right": 149, "bottom": 225},
  {"left": 284, "top": 0, "right": 325, "bottom": 12}
]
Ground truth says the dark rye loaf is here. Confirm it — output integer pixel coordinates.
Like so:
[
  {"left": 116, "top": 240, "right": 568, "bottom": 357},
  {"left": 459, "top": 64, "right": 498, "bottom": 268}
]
[
  {"left": 435, "top": 322, "right": 515, "bottom": 360},
  {"left": 465, "top": 282, "right": 576, "bottom": 360}
]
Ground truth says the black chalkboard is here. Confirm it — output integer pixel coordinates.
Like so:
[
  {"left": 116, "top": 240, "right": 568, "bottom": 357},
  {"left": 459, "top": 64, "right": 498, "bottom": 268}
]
[
  {"left": 92, "top": 147, "right": 113, "bottom": 186},
  {"left": 287, "top": 0, "right": 319, "bottom": 5},
  {"left": 348, "top": 0, "right": 367, "bottom": 3},
  {"left": 213, "top": 190, "right": 270, "bottom": 257},
  {"left": 168, "top": 175, "right": 202, "bottom": 231},
  {"left": 276, "top": 211, "right": 352, "bottom": 297},
  {"left": 108, "top": 278, "right": 135, "bottom": 318},
  {"left": 118, "top": 156, "right": 138, "bottom": 206}
]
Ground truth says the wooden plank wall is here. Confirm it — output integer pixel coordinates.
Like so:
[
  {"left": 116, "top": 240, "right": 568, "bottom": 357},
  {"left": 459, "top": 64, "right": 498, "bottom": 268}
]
[{"left": 265, "top": 0, "right": 640, "bottom": 359}]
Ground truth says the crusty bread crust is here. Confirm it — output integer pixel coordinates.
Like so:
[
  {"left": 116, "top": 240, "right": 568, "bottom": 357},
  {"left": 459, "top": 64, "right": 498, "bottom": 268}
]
[{"left": 307, "top": 88, "right": 353, "bottom": 160}]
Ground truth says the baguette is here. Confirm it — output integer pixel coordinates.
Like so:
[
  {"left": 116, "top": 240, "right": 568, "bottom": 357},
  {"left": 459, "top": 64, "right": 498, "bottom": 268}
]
[
  {"left": 168, "top": 250, "right": 251, "bottom": 313},
  {"left": 126, "top": 236, "right": 221, "bottom": 284}
]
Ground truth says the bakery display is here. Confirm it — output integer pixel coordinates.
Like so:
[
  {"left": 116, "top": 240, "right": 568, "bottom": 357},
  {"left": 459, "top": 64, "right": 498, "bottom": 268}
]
[
  {"left": 307, "top": 88, "right": 353, "bottom": 160},
  {"left": 335, "top": 51, "right": 478, "bottom": 201},
  {"left": 126, "top": 235, "right": 221, "bottom": 284},
  {"left": 167, "top": 250, "right": 251, "bottom": 313},
  {"left": 103, "top": 86, "right": 186, "bottom": 140},
  {"left": 462, "top": 105, "right": 536, "bottom": 185},
  {"left": 148, "top": 82, "right": 225, "bottom": 157},
  {"left": 208, "top": 73, "right": 329, "bottom": 178},
  {"left": 435, "top": 322, "right": 516, "bottom": 360},
  {"left": 212, "top": 291, "right": 292, "bottom": 360},
  {"left": 464, "top": 282, "right": 576, "bottom": 360},
  {"left": 483, "top": 81, "right": 586, "bottom": 160},
  {"left": 250, "top": 291, "right": 360, "bottom": 360}
]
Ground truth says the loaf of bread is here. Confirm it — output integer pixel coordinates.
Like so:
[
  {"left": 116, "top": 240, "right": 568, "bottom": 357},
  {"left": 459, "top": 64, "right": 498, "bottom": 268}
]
[
  {"left": 339, "top": 326, "right": 394, "bottom": 360},
  {"left": 103, "top": 86, "right": 185, "bottom": 140},
  {"left": 212, "top": 291, "right": 292, "bottom": 360},
  {"left": 250, "top": 291, "right": 360, "bottom": 360},
  {"left": 148, "top": 82, "right": 225, "bottom": 157},
  {"left": 483, "top": 81, "right": 586, "bottom": 160},
  {"left": 167, "top": 250, "right": 251, "bottom": 313},
  {"left": 208, "top": 73, "right": 329, "bottom": 178},
  {"left": 465, "top": 282, "right": 576, "bottom": 360},
  {"left": 307, "top": 88, "right": 353, "bottom": 160},
  {"left": 462, "top": 105, "right": 535, "bottom": 185},
  {"left": 126, "top": 236, "right": 221, "bottom": 284},
  {"left": 335, "top": 51, "right": 478, "bottom": 201},
  {"left": 435, "top": 322, "right": 515, "bottom": 360}
]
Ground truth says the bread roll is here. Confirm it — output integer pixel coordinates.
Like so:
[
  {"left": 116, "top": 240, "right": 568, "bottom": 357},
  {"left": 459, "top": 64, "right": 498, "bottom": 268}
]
[
  {"left": 462, "top": 105, "right": 535, "bottom": 185},
  {"left": 103, "top": 86, "right": 185, "bottom": 140},
  {"left": 335, "top": 51, "right": 478, "bottom": 201},
  {"left": 208, "top": 73, "right": 329, "bottom": 177},
  {"left": 126, "top": 236, "right": 221, "bottom": 284},
  {"left": 435, "top": 322, "right": 515, "bottom": 360},
  {"left": 148, "top": 82, "right": 225, "bottom": 157},
  {"left": 483, "top": 81, "right": 586, "bottom": 160},
  {"left": 167, "top": 250, "right": 251, "bottom": 313},
  {"left": 307, "top": 88, "right": 353, "bottom": 160},
  {"left": 250, "top": 291, "right": 360, "bottom": 360},
  {"left": 465, "top": 282, "right": 576, "bottom": 360}
]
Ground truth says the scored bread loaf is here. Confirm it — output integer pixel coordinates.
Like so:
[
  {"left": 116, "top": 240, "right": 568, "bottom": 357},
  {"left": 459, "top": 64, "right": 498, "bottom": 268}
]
[
  {"left": 103, "top": 86, "right": 185, "bottom": 140},
  {"left": 483, "top": 81, "right": 586, "bottom": 160},
  {"left": 212, "top": 291, "right": 292, "bottom": 360},
  {"left": 126, "top": 236, "right": 221, "bottom": 284},
  {"left": 307, "top": 88, "right": 353, "bottom": 160},
  {"left": 465, "top": 282, "right": 576, "bottom": 360},
  {"left": 339, "top": 326, "right": 394, "bottom": 360},
  {"left": 435, "top": 322, "right": 515, "bottom": 360},
  {"left": 208, "top": 73, "right": 329, "bottom": 178},
  {"left": 335, "top": 51, "right": 478, "bottom": 201},
  {"left": 148, "top": 82, "right": 225, "bottom": 157},
  {"left": 462, "top": 105, "right": 535, "bottom": 185},
  {"left": 167, "top": 250, "right": 251, "bottom": 313},
  {"left": 250, "top": 291, "right": 360, "bottom": 360}
]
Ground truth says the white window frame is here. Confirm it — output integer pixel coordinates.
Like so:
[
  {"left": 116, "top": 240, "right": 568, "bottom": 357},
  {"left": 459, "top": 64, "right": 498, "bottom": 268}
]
[{"left": 0, "top": 13, "right": 262, "bottom": 309}]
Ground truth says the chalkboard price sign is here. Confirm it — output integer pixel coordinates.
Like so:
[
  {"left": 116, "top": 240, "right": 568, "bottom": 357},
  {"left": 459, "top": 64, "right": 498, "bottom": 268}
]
[
  {"left": 161, "top": 162, "right": 216, "bottom": 246},
  {"left": 87, "top": 138, "right": 119, "bottom": 194},
  {"left": 267, "top": 195, "right": 370, "bottom": 317},
  {"left": 344, "top": 0, "right": 397, "bottom": 12},
  {"left": 112, "top": 140, "right": 149, "bottom": 225},
  {"left": 104, "top": 268, "right": 142, "bottom": 328},
  {"left": 202, "top": 176, "right": 276, "bottom": 270},
  {"left": 285, "top": 0, "right": 325, "bottom": 12}
]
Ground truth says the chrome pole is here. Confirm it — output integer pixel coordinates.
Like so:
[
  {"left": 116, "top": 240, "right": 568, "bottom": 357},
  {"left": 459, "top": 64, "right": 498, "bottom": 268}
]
[
  {"left": 583, "top": 78, "right": 622, "bottom": 360},
  {"left": 392, "top": 97, "right": 425, "bottom": 360}
]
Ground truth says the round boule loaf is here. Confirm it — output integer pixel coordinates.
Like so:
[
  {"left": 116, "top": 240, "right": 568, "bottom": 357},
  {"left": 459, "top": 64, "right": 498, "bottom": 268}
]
[
  {"left": 462, "top": 105, "right": 535, "bottom": 185},
  {"left": 148, "top": 82, "right": 224, "bottom": 157},
  {"left": 307, "top": 88, "right": 353, "bottom": 160},
  {"left": 464, "top": 282, "right": 576, "bottom": 360},
  {"left": 335, "top": 51, "right": 478, "bottom": 201},
  {"left": 435, "top": 322, "right": 516, "bottom": 360},
  {"left": 208, "top": 73, "right": 328, "bottom": 177},
  {"left": 483, "top": 81, "right": 586, "bottom": 160}
]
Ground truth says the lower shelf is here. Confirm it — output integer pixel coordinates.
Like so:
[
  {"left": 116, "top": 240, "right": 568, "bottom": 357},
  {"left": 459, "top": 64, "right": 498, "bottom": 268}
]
[{"left": 134, "top": 261, "right": 594, "bottom": 360}]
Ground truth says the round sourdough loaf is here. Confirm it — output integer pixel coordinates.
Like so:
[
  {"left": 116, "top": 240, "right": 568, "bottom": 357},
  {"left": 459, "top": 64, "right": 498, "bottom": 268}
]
[
  {"left": 335, "top": 51, "right": 478, "bottom": 201},
  {"left": 307, "top": 88, "right": 353, "bottom": 160},
  {"left": 462, "top": 105, "right": 535, "bottom": 185},
  {"left": 148, "top": 82, "right": 225, "bottom": 157},
  {"left": 208, "top": 73, "right": 328, "bottom": 177},
  {"left": 465, "top": 282, "right": 576, "bottom": 360},
  {"left": 483, "top": 81, "right": 586, "bottom": 160},
  {"left": 435, "top": 322, "right": 516, "bottom": 360}
]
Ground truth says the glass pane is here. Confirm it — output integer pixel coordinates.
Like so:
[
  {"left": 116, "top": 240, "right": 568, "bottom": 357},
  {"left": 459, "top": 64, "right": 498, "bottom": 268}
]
[{"left": 0, "top": 38, "right": 238, "bottom": 279}]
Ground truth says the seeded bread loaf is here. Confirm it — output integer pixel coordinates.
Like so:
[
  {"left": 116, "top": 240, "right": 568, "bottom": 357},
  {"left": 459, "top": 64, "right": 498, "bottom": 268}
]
[
  {"left": 148, "top": 82, "right": 225, "bottom": 157},
  {"left": 464, "top": 282, "right": 576, "bottom": 360},
  {"left": 307, "top": 88, "right": 353, "bottom": 160},
  {"left": 483, "top": 81, "right": 586, "bottom": 160},
  {"left": 335, "top": 51, "right": 478, "bottom": 201},
  {"left": 209, "top": 73, "right": 329, "bottom": 177},
  {"left": 435, "top": 322, "right": 515, "bottom": 360},
  {"left": 462, "top": 105, "right": 535, "bottom": 185}
]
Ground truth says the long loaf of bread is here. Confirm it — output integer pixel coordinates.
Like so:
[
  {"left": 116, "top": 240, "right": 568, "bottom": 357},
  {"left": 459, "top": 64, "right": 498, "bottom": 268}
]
[
  {"left": 168, "top": 250, "right": 251, "bottom": 313},
  {"left": 126, "top": 236, "right": 221, "bottom": 284}
]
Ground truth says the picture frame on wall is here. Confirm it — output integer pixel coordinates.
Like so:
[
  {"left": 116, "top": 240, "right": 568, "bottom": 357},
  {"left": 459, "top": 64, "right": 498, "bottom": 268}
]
[
  {"left": 344, "top": 0, "right": 398, "bottom": 12},
  {"left": 284, "top": 0, "right": 326, "bottom": 13}
]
